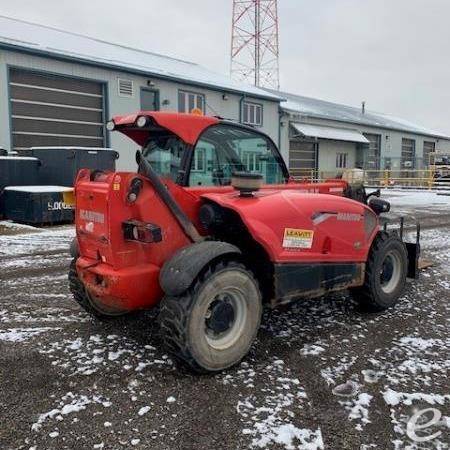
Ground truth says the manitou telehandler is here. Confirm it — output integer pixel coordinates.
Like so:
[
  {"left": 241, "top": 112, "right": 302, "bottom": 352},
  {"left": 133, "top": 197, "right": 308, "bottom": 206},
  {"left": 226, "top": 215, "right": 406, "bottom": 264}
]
[{"left": 69, "top": 112, "right": 420, "bottom": 373}]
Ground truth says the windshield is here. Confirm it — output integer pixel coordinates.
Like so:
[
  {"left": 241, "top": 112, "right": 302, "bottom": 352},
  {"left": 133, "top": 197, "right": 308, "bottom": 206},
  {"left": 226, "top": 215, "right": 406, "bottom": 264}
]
[
  {"left": 141, "top": 125, "right": 288, "bottom": 186},
  {"left": 142, "top": 134, "right": 187, "bottom": 182},
  {"left": 189, "top": 125, "right": 287, "bottom": 187}
]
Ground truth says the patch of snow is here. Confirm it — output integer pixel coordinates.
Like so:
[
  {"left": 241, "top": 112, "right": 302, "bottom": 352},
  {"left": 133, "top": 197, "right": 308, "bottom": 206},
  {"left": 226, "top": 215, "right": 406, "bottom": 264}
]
[
  {"left": 0, "top": 220, "right": 39, "bottom": 230},
  {"left": 381, "top": 189, "right": 450, "bottom": 209},
  {"left": 32, "top": 392, "right": 111, "bottom": 431},
  {"left": 339, "top": 393, "right": 373, "bottom": 431},
  {"left": 0, "top": 327, "right": 58, "bottom": 342},
  {"left": 138, "top": 406, "right": 151, "bottom": 416},
  {"left": 237, "top": 358, "right": 322, "bottom": 449},
  {"left": 0, "top": 225, "right": 74, "bottom": 257},
  {"left": 0, "top": 156, "right": 38, "bottom": 160},
  {"left": 383, "top": 390, "right": 450, "bottom": 407},
  {"left": 300, "top": 343, "right": 326, "bottom": 356},
  {"left": 4, "top": 185, "right": 73, "bottom": 193}
]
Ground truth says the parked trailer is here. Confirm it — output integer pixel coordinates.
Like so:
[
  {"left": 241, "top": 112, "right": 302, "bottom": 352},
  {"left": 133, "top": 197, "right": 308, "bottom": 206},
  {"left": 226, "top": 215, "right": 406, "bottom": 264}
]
[
  {"left": 0, "top": 156, "right": 40, "bottom": 190},
  {"left": 28, "top": 147, "right": 119, "bottom": 187},
  {"left": 2, "top": 186, "right": 75, "bottom": 225}
]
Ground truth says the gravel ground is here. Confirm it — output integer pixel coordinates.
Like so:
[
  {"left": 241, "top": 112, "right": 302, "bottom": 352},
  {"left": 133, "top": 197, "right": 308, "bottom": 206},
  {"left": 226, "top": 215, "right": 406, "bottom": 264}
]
[{"left": 0, "top": 190, "right": 449, "bottom": 450}]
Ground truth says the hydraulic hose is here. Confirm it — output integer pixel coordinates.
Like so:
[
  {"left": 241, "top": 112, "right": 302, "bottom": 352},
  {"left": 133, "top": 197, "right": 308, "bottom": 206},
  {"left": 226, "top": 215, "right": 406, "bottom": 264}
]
[{"left": 136, "top": 150, "right": 203, "bottom": 243}]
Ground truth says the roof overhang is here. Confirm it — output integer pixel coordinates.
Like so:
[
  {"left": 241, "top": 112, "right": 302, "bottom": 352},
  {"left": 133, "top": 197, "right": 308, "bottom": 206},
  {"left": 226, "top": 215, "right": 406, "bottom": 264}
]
[{"left": 291, "top": 123, "right": 370, "bottom": 144}]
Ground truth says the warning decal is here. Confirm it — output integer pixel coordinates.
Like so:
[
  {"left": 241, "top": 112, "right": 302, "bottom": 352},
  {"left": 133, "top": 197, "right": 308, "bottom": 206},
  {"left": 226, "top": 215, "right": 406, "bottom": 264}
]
[{"left": 282, "top": 228, "right": 314, "bottom": 249}]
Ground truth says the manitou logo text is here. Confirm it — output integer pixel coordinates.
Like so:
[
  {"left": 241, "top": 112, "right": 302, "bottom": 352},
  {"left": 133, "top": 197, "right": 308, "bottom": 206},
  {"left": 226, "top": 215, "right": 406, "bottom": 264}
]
[
  {"left": 337, "top": 213, "right": 362, "bottom": 222},
  {"left": 79, "top": 209, "right": 105, "bottom": 224}
]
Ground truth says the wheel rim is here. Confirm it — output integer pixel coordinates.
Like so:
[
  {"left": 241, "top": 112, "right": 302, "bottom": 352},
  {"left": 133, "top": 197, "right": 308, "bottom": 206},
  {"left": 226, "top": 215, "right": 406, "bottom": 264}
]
[
  {"left": 204, "top": 288, "right": 248, "bottom": 350},
  {"left": 380, "top": 250, "right": 402, "bottom": 294}
]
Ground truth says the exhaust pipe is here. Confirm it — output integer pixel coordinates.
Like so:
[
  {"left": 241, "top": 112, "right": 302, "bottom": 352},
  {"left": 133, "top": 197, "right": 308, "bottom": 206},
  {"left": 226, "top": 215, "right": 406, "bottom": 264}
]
[{"left": 136, "top": 151, "right": 203, "bottom": 243}]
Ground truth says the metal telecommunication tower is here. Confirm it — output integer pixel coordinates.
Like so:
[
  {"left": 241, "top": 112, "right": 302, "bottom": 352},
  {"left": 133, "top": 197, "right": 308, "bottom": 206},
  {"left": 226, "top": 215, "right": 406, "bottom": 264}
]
[{"left": 230, "top": 0, "right": 280, "bottom": 89}]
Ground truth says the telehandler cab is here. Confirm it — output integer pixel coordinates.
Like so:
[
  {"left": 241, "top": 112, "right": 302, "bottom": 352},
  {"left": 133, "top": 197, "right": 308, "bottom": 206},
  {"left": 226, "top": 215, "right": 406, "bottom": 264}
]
[{"left": 69, "top": 112, "right": 420, "bottom": 373}]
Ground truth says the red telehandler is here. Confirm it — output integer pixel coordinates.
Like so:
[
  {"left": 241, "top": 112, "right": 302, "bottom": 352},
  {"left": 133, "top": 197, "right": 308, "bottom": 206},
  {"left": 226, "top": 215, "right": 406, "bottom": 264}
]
[{"left": 69, "top": 112, "right": 420, "bottom": 372}]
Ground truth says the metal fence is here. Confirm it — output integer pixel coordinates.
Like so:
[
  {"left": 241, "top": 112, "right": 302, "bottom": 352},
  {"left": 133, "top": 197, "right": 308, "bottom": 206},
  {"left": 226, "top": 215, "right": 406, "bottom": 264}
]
[{"left": 294, "top": 169, "right": 450, "bottom": 189}]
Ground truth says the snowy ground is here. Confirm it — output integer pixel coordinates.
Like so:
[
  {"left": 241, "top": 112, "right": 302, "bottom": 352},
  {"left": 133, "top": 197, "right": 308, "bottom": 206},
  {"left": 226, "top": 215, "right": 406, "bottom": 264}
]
[{"left": 0, "top": 191, "right": 449, "bottom": 449}]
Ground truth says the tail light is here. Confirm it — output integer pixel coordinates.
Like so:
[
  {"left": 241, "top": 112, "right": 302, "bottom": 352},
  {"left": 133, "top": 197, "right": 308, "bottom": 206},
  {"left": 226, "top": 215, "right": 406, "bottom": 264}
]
[{"left": 122, "top": 220, "right": 162, "bottom": 243}]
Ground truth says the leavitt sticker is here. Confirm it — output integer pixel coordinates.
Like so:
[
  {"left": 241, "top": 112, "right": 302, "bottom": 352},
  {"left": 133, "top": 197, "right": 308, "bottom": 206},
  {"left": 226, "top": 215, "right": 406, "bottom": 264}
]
[{"left": 283, "top": 228, "right": 314, "bottom": 249}]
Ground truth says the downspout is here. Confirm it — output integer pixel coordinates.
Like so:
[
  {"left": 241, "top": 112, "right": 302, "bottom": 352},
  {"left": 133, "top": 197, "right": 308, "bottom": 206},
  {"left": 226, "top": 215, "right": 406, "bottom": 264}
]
[
  {"left": 239, "top": 94, "right": 246, "bottom": 124},
  {"left": 278, "top": 105, "right": 283, "bottom": 150}
]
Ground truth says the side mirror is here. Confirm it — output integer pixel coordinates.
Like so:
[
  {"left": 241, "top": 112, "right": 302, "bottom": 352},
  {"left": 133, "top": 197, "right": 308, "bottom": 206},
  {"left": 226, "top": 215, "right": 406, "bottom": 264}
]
[{"left": 369, "top": 197, "right": 390, "bottom": 215}]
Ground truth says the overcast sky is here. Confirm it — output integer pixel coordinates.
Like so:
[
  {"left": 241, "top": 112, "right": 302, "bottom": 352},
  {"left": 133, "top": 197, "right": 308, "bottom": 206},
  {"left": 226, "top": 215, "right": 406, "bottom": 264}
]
[{"left": 1, "top": 0, "right": 449, "bottom": 133}]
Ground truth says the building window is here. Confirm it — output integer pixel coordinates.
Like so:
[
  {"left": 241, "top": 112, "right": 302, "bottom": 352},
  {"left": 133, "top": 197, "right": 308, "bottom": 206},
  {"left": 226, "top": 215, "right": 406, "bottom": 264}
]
[
  {"left": 192, "top": 147, "right": 206, "bottom": 172},
  {"left": 401, "top": 138, "right": 416, "bottom": 168},
  {"left": 178, "top": 90, "right": 205, "bottom": 114},
  {"left": 241, "top": 151, "right": 261, "bottom": 172},
  {"left": 336, "top": 153, "right": 348, "bottom": 169},
  {"left": 242, "top": 101, "right": 263, "bottom": 126}
]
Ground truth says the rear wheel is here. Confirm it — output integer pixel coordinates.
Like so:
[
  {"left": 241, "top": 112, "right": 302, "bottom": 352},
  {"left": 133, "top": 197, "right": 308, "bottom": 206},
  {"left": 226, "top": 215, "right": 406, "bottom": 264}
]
[
  {"left": 158, "top": 260, "right": 262, "bottom": 373},
  {"left": 352, "top": 232, "right": 408, "bottom": 311},
  {"left": 68, "top": 259, "right": 128, "bottom": 319}
]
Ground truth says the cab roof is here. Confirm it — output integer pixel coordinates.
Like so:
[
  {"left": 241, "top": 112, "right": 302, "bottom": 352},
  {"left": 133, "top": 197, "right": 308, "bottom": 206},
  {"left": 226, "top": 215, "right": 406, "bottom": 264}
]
[{"left": 112, "top": 111, "right": 220, "bottom": 146}]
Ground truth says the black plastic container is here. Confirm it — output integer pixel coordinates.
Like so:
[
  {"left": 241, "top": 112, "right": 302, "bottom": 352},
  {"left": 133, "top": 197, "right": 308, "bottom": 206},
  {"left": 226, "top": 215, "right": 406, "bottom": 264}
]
[
  {"left": 2, "top": 186, "right": 75, "bottom": 224},
  {"left": 28, "top": 147, "right": 119, "bottom": 186},
  {"left": 0, "top": 156, "right": 40, "bottom": 190}
]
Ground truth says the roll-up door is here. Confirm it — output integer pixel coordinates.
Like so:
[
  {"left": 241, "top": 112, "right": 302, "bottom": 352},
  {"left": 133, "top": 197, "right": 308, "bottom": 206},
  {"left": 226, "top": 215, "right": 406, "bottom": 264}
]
[
  {"left": 9, "top": 68, "right": 106, "bottom": 151},
  {"left": 289, "top": 140, "right": 317, "bottom": 178}
]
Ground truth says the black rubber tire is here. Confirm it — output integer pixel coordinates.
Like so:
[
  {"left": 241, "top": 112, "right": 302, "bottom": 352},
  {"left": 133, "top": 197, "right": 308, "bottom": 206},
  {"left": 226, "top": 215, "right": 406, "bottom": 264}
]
[
  {"left": 158, "top": 260, "right": 262, "bottom": 373},
  {"left": 68, "top": 259, "right": 127, "bottom": 319},
  {"left": 352, "top": 232, "right": 408, "bottom": 311}
]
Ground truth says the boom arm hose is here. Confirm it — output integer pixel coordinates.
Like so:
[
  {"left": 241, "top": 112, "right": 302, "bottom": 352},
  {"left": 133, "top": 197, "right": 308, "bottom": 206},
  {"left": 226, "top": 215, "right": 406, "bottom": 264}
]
[{"left": 136, "top": 151, "right": 203, "bottom": 243}]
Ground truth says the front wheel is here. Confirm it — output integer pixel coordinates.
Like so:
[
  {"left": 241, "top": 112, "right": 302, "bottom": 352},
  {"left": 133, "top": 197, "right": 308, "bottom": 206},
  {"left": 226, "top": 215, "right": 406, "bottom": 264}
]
[
  {"left": 158, "top": 260, "right": 262, "bottom": 373},
  {"left": 352, "top": 232, "right": 408, "bottom": 311}
]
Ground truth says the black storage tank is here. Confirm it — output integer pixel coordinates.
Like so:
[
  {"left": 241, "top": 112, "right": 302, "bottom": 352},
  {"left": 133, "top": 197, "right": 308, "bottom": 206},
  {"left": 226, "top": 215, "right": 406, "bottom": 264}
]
[
  {"left": 2, "top": 186, "right": 75, "bottom": 224},
  {"left": 0, "top": 156, "right": 40, "bottom": 190},
  {"left": 29, "top": 147, "right": 119, "bottom": 186}
]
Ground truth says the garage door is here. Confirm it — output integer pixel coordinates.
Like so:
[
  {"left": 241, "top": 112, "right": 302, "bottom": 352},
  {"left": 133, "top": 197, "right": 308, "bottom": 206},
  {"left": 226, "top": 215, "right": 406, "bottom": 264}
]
[
  {"left": 289, "top": 140, "right": 317, "bottom": 178},
  {"left": 9, "top": 69, "right": 106, "bottom": 151},
  {"left": 363, "top": 133, "right": 381, "bottom": 169}
]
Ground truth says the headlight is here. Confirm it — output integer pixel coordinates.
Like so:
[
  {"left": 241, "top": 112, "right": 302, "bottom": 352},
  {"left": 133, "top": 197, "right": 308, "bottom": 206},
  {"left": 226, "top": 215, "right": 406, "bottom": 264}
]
[
  {"left": 136, "top": 116, "right": 148, "bottom": 128},
  {"left": 106, "top": 120, "right": 115, "bottom": 131}
]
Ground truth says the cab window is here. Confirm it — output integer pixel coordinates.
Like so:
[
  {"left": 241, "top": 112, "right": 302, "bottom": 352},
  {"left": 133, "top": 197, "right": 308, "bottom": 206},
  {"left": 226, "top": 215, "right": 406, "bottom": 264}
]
[
  {"left": 189, "top": 124, "right": 287, "bottom": 187},
  {"left": 142, "top": 134, "right": 186, "bottom": 182}
]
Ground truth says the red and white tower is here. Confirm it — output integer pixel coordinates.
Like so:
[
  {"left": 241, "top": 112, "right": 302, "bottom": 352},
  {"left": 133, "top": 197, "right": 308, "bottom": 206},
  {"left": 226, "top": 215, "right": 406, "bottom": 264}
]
[{"left": 230, "top": 0, "right": 280, "bottom": 89}]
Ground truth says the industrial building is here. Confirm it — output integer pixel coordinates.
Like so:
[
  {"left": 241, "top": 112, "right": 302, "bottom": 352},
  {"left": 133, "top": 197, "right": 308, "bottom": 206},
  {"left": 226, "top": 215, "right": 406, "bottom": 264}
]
[
  {"left": 1, "top": 15, "right": 450, "bottom": 178},
  {"left": 275, "top": 90, "right": 450, "bottom": 178},
  {"left": 0, "top": 16, "right": 281, "bottom": 171}
]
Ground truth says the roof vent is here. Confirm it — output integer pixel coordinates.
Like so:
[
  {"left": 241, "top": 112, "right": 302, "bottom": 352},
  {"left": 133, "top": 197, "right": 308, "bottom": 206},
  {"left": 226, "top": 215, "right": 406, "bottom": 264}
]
[{"left": 118, "top": 78, "right": 133, "bottom": 97}]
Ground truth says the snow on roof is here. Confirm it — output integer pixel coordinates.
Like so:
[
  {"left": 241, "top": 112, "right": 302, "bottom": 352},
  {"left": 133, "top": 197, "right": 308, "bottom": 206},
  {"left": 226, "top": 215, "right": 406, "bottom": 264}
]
[
  {"left": 0, "top": 156, "right": 38, "bottom": 161},
  {"left": 4, "top": 186, "right": 73, "bottom": 193},
  {"left": 30, "top": 147, "right": 113, "bottom": 151},
  {"left": 269, "top": 89, "right": 450, "bottom": 140},
  {"left": 0, "top": 15, "right": 282, "bottom": 102}
]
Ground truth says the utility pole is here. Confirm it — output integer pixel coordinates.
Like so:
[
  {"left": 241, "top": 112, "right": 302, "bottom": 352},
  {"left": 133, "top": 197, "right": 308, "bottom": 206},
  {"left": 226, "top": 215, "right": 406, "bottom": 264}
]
[{"left": 231, "top": 0, "right": 280, "bottom": 89}]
